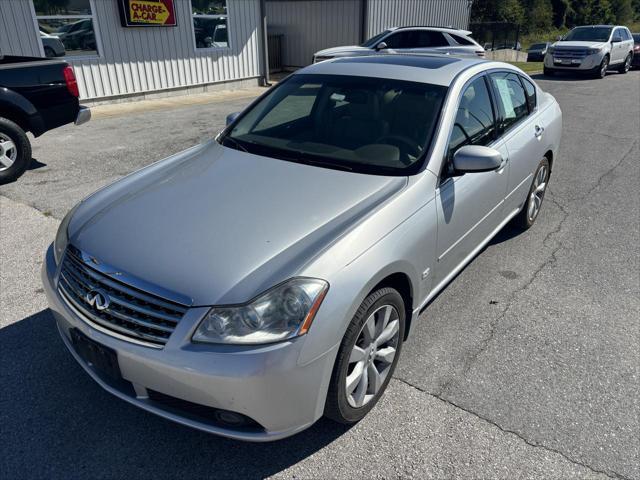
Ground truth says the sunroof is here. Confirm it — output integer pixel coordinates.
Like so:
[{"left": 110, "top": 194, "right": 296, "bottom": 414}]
[{"left": 333, "top": 55, "right": 461, "bottom": 69}]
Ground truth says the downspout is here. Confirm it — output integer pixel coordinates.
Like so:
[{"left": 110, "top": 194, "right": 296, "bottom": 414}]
[
  {"left": 360, "top": 0, "right": 368, "bottom": 44},
  {"left": 258, "top": 0, "right": 271, "bottom": 86}
]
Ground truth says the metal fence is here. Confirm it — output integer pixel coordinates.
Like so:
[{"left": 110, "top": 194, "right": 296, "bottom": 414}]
[{"left": 470, "top": 22, "right": 521, "bottom": 51}]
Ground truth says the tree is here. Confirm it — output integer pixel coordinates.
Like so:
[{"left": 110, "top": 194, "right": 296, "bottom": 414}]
[
  {"left": 610, "top": 0, "right": 634, "bottom": 23},
  {"left": 525, "top": 0, "right": 555, "bottom": 33},
  {"left": 550, "top": 0, "right": 571, "bottom": 28}
]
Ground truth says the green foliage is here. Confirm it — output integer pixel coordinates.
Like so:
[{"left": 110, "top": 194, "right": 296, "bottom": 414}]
[{"left": 471, "top": 0, "right": 637, "bottom": 38}]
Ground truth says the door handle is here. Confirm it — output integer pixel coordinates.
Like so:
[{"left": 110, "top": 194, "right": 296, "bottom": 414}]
[{"left": 534, "top": 125, "right": 545, "bottom": 138}]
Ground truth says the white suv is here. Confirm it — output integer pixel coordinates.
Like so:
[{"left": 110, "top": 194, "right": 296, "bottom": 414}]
[
  {"left": 313, "top": 26, "right": 485, "bottom": 63},
  {"left": 544, "top": 25, "right": 634, "bottom": 78}
]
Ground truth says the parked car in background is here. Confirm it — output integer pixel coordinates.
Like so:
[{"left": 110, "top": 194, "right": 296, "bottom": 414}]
[
  {"left": 544, "top": 25, "right": 634, "bottom": 78},
  {"left": 527, "top": 42, "right": 550, "bottom": 62},
  {"left": 43, "top": 54, "right": 561, "bottom": 441},
  {"left": 0, "top": 55, "right": 90, "bottom": 184},
  {"left": 632, "top": 33, "right": 640, "bottom": 68},
  {"left": 313, "top": 26, "right": 485, "bottom": 62},
  {"left": 55, "top": 19, "right": 96, "bottom": 53},
  {"left": 40, "top": 31, "right": 65, "bottom": 58}
]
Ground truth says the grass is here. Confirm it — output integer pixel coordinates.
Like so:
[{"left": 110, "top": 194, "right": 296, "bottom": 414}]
[{"left": 506, "top": 61, "right": 544, "bottom": 73}]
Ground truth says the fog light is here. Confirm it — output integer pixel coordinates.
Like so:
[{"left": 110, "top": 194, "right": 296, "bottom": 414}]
[{"left": 214, "top": 409, "right": 249, "bottom": 427}]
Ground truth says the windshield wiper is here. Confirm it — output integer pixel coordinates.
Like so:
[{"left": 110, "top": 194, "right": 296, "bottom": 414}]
[
  {"left": 221, "top": 136, "right": 249, "bottom": 153},
  {"left": 281, "top": 150, "right": 353, "bottom": 171}
]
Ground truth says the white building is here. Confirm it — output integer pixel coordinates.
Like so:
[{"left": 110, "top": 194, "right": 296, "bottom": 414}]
[{"left": 0, "top": 0, "right": 472, "bottom": 103}]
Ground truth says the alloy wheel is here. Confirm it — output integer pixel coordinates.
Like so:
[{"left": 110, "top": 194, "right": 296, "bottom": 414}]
[
  {"left": 600, "top": 57, "right": 609, "bottom": 77},
  {"left": 624, "top": 56, "right": 631, "bottom": 73},
  {"left": 528, "top": 164, "right": 548, "bottom": 222},
  {"left": 345, "top": 304, "right": 400, "bottom": 408},
  {"left": 0, "top": 133, "right": 17, "bottom": 172}
]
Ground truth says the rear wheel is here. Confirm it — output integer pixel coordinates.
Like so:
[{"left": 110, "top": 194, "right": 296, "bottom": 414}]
[
  {"left": 514, "top": 157, "right": 550, "bottom": 230},
  {"left": 0, "top": 118, "right": 32, "bottom": 185},
  {"left": 325, "top": 287, "right": 405, "bottom": 424},
  {"left": 618, "top": 54, "right": 632, "bottom": 74}
]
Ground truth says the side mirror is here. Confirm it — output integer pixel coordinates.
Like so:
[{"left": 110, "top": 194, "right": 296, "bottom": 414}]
[
  {"left": 375, "top": 41, "right": 388, "bottom": 51},
  {"left": 226, "top": 111, "right": 241, "bottom": 126},
  {"left": 453, "top": 145, "right": 504, "bottom": 173}
]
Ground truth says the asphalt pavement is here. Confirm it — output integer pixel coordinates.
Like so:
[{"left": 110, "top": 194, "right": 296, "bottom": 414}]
[{"left": 1, "top": 70, "right": 638, "bottom": 479}]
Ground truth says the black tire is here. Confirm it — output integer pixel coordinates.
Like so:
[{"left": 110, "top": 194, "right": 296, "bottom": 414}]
[
  {"left": 0, "top": 117, "right": 32, "bottom": 185},
  {"left": 543, "top": 66, "right": 555, "bottom": 76},
  {"left": 594, "top": 55, "right": 609, "bottom": 79},
  {"left": 44, "top": 46, "right": 56, "bottom": 58},
  {"left": 514, "top": 157, "right": 550, "bottom": 230},
  {"left": 618, "top": 54, "right": 632, "bottom": 74},
  {"left": 324, "top": 287, "right": 405, "bottom": 424}
]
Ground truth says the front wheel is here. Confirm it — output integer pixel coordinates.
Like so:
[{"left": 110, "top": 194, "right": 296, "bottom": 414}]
[
  {"left": 543, "top": 66, "right": 555, "bottom": 76},
  {"left": 595, "top": 56, "right": 609, "bottom": 79},
  {"left": 514, "top": 157, "right": 550, "bottom": 230},
  {"left": 0, "top": 117, "right": 32, "bottom": 185},
  {"left": 618, "top": 54, "right": 632, "bottom": 74},
  {"left": 324, "top": 287, "right": 405, "bottom": 424}
]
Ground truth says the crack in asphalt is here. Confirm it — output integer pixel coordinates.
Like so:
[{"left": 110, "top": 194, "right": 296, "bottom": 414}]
[
  {"left": 422, "top": 139, "right": 637, "bottom": 475},
  {"left": 393, "top": 377, "right": 631, "bottom": 480}
]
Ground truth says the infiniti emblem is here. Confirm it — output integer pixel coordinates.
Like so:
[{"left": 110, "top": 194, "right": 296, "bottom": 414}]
[{"left": 85, "top": 289, "right": 110, "bottom": 311}]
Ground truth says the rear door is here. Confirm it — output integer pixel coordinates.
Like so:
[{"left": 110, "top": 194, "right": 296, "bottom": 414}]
[{"left": 488, "top": 71, "right": 545, "bottom": 214}]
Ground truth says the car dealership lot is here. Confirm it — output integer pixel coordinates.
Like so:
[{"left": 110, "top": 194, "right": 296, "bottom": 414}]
[{"left": 1, "top": 71, "right": 638, "bottom": 479}]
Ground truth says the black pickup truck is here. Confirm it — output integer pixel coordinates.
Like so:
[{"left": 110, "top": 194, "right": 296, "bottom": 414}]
[{"left": 0, "top": 55, "right": 90, "bottom": 184}]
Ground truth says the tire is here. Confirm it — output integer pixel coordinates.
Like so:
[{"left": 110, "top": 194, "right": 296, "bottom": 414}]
[
  {"left": 543, "top": 66, "right": 554, "bottom": 76},
  {"left": 324, "top": 287, "right": 406, "bottom": 424},
  {"left": 594, "top": 55, "right": 609, "bottom": 79},
  {"left": 618, "top": 54, "right": 632, "bottom": 74},
  {"left": 0, "top": 117, "right": 32, "bottom": 185},
  {"left": 514, "top": 157, "right": 550, "bottom": 230},
  {"left": 44, "top": 46, "right": 55, "bottom": 58}
]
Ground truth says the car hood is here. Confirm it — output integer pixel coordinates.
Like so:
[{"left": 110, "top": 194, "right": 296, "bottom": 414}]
[
  {"left": 68, "top": 141, "right": 406, "bottom": 306},
  {"left": 552, "top": 41, "right": 608, "bottom": 49},
  {"left": 315, "top": 45, "right": 372, "bottom": 57}
]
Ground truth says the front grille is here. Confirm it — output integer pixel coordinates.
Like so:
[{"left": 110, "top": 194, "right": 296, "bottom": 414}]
[
  {"left": 553, "top": 48, "right": 588, "bottom": 59},
  {"left": 58, "top": 246, "right": 187, "bottom": 347}
]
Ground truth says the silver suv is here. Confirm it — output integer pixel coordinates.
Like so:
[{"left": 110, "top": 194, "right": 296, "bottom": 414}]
[
  {"left": 313, "top": 26, "right": 485, "bottom": 63},
  {"left": 544, "top": 25, "right": 634, "bottom": 78}
]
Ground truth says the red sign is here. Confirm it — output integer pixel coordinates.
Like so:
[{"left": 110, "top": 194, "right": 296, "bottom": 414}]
[{"left": 118, "top": 0, "right": 177, "bottom": 27}]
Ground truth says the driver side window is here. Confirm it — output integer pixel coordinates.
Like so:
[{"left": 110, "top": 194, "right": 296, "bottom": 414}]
[{"left": 447, "top": 76, "right": 496, "bottom": 164}]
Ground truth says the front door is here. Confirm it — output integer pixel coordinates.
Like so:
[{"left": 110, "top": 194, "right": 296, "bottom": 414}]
[{"left": 433, "top": 75, "right": 509, "bottom": 286}]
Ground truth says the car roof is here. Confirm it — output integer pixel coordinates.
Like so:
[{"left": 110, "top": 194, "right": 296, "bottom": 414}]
[
  {"left": 389, "top": 25, "right": 473, "bottom": 35},
  {"left": 297, "top": 54, "right": 490, "bottom": 86}
]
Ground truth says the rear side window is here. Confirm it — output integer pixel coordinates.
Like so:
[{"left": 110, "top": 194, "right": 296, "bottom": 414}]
[
  {"left": 448, "top": 76, "right": 496, "bottom": 158},
  {"left": 385, "top": 30, "right": 449, "bottom": 48},
  {"left": 450, "top": 33, "right": 474, "bottom": 46},
  {"left": 489, "top": 72, "right": 528, "bottom": 133},
  {"left": 520, "top": 76, "right": 537, "bottom": 113}
]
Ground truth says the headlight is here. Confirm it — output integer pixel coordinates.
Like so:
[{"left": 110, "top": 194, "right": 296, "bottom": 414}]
[
  {"left": 53, "top": 203, "right": 79, "bottom": 264},
  {"left": 192, "top": 278, "right": 329, "bottom": 345},
  {"left": 587, "top": 47, "right": 601, "bottom": 55}
]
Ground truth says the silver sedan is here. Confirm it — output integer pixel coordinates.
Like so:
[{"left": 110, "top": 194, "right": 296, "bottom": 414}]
[{"left": 42, "top": 54, "right": 562, "bottom": 441}]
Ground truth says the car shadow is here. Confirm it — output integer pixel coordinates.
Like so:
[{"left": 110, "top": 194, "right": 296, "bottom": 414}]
[
  {"left": 27, "top": 158, "right": 47, "bottom": 171},
  {"left": 0, "top": 309, "right": 351, "bottom": 479}
]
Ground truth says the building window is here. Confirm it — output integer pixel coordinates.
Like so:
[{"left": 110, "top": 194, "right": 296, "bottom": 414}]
[
  {"left": 191, "top": 1, "right": 229, "bottom": 49},
  {"left": 32, "top": 0, "right": 99, "bottom": 58}
]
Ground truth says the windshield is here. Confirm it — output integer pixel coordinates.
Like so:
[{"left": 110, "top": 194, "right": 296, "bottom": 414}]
[
  {"left": 221, "top": 74, "right": 447, "bottom": 176},
  {"left": 562, "top": 27, "right": 612, "bottom": 42},
  {"left": 361, "top": 30, "right": 391, "bottom": 47}
]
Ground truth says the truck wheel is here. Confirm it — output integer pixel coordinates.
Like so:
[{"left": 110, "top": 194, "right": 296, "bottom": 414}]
[
  {"left": 618, "top": 54, "right": 631, "bottom": 74},
  {"left": 543, "top": 66, "right": 554, "bottom": 76},
  {"left": 0, "top": 118, "right": 32, "bottom": 185}
]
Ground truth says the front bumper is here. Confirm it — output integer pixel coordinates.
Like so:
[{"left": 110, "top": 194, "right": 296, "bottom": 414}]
[
  {"left": 42, "top": 245, "right": 337, "bottom": 441},
  {"left": 544, "top": 52, "right": 602, "bottom": 71},
  {"left": 75, "top": 106, "right": 91, "bottom": 126}
]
